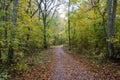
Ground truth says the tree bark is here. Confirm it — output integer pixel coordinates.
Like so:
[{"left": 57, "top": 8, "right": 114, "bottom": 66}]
[
  {"left": 68, "top": 0, "right": 71, "bottom": 50},
  {"left": 107, "top": 0, "right": 117, "bottom": 59},
  {"left": 107, "top": 0, "right": 114, "bottom": 58},
  {"left": 8, "top": 0, "right": 18, "bottom": 63},
  {"left": 111, "top": 0, "right": 117, "bottom": 32},
  {"left": 43, "top": 18, "right": 47, "bottom": 49},
  {"left": 112, "top": 0, "right": 117, "bottom": 58},
  {"left": 8, "top": 45, "right": 14, "bottom": 64},
  {"left": 43, "top": 0, "right": 47, "bottom": 49},
  {"left": 0, "top": 49, "right": 2, "bottom": 63}
]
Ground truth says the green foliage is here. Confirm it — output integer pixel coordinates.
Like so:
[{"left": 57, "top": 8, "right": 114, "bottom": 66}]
[
  {"left": 67, "top": 0, "right": 107, "bottom": 58},
  {"left": 0, "top": 71, "right": 8, "bottom": 80},
  {"left": 10, "top": 52, "right": 27, "bottom": 72},
  {"left": 10, "top": 61, "right": 27, "bottom": 72},
  {"left": 118, "top": 70, "right": 120, "bottom": 75},
  {"left": 0, "top": 0, "right": 120, "bottom": 79}
]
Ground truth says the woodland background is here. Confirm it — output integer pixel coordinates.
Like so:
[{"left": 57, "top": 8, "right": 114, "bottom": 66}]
[{"left": 0, "top": 0, "right": 120, "bottom": 79}]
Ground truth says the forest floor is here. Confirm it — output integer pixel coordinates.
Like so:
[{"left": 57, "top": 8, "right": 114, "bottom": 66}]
[{"left": 9, "top": 46, "right": 120, "bottom": 80}]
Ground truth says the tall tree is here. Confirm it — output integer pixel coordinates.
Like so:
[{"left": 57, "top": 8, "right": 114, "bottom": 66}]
[
  {"left": 0, "top": 0, "right": 12, "bottom": 63},
  {"left": 107, "top": 0, "right": 118, "bottom": 58},
  {"left": 37, "top": 0, "right": 61, "bottom": 49},
  {"left": 8, "top": 0, "right": 18, "bottom": 63},
  {"left": 68, "top": 0, "right": 71, "bottom": 50}
]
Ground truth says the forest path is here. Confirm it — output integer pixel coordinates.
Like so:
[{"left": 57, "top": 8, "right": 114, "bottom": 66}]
[
  {"left": 50, "top": 46, "right": 92, "bottom": 80},
  {"left": 9, "top": 46, "right": 120, "bottom": 80}
]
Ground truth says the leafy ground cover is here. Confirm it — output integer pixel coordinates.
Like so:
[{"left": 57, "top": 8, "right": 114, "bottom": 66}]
[
  {"left": 6, "top": 46, "right": 120, "bottom": 80},
  {"left": 66, "top": 48, "right": 120, "bottom": 80},
  {"left": 8, "top": 48, "right": 52, "bottom": 80}
]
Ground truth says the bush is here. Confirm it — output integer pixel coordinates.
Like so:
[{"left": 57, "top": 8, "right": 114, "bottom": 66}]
[
  {"left": 0, "top": 71, "right": 8, "bottom": 80},
  {"left": 10, "top": 52, "right": 27, "bottom": 72}
]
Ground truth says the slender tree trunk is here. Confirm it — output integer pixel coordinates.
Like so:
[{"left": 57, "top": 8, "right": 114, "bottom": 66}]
[
  {"left": 4, "top": 6, "right": 9, "bottom": 49},
  {"left": 102, "top": 17, "right": 109, "bottom": 57},
  {"left": 27, "top": 0, "right": 32, "bottom": 40},
  {"left": 4, "top": 27, "right": 8, "bottom": 48},
  {"left": 24, "top": 0, "right": 32, "bottom": 53},
  {"left": 43, "top": 18, "right": 47, "bottom": 49},
  {"left": 112, "top": 0, "right": 117, "bottom": 58},
  {"left": 0, "top": 53, "right": 1, "bottom": 63},
  {"left": 43, "top": 0, "right": 47, "bottom": 49},
  {"left": 8, "top": 0, "right": 18, "bottom": 63},
  {"left": 13, "top": 0, "right": 18, "bottom": 26},
  {"left": 68, "top": 0, "right": 71, "bottom": 50},
  {"left": 107, "top": 0, "right": 117, "bottom": 59},
  {"left": 8, "top": 45, "right": 14, "bottom": 63},
  {"left": 111, "top": 0, "right": 117, "bottom": 29},
  {"left": 107, "top": 0, "right": 114, "bottom": 59}
]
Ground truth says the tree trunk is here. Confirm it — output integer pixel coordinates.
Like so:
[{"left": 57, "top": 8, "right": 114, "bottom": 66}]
[
  {"left": 68, "top": 0, "right": 71, "bottom": 50},
  {"left": 0, "top": 49, "right": 2, "bottom": 63},
  {"left": 107, "top": 0, "right": 117, "bottom": 59},
  {"left": 27, "top": 0, "right": 32, "bottom": 41},
  {"left": 13, "top": 0, "right": 18, "bottom": 26},
  {"left": 107, "top": 0, "right": 114, "bottom": 59},
  {"left": 8, "top": 0, "right": 18, "bottom": 63},
  {"left": 43, "top": 0, "right": 47, "bottom": 49},
  {"left": 8, "top": 45, "right": 14, "bottom": 64},
  {"left": 112, "top": 0, "right": 117, "bottom": 58},
  {"left": 43, "top": 18, "right": 47, "bottom": 49},
  {"left": 112, "top": 0, "right": 117, "bottom": 28}
]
